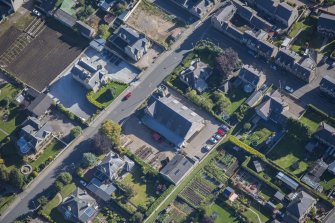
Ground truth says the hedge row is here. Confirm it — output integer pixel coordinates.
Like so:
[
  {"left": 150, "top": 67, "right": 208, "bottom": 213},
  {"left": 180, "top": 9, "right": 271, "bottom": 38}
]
[
  {"left": 121, "top": 148, "right": 159, "bottom": 176},
  {"left": 229, "top": 136, "right": 265, "bottom": 159},
  {"left": 145, "top": 185, "right": 175, "bottom": 217}
]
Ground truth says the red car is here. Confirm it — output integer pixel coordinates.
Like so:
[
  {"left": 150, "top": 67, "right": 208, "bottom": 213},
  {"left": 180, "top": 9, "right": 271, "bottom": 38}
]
[
  {"left": 123, "top": 92, "right": 132, "bottom": 100},
  {"left": 217, "top": 129, "right": 225, "bottom": 137}
]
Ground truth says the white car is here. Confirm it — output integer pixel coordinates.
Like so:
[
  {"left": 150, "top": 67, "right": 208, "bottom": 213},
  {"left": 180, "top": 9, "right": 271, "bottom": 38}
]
[
  {"left": 214, "top": 134, "right": 222, "bottom": 140},
  {"left": 203, "top": 144, "right": 210, "bottom": 151},
  {"left": 285, "top": 86, "right": 294, "bottom": 93},
  {"left": 32, "top": 9, "right": 41, "bottom": 17},
  {"left": 80, "top": 180, "right": 87, "bottom": 187},
  {"left": 209, "top": 137, "right": 218, "bottom": 144}
]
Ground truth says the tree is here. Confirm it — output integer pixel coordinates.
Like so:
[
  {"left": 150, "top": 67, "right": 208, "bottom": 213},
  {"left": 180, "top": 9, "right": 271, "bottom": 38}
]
[
  {"left": 286, "top": 118, "right": 310, "bottom": 139},
  {"left": 0, "top": 97, "right": 10, "bottom": 109},
  {"left": 37, "top": 195, "right": 48, "bottom": 206},
  {"left": 130, "top": 212, "right": 143, "bottom": 223},
  {"left": 211, "top": 92, "right": 231, "bottom": 115},
  {"left": 0, "top": 166, "right": 9, "bottom": 182},
  {"left": 99, "top": 120, "right": 121, "bottom": 149},
  {"left": 98, "top": 24, "right": 110, "bottom": 40},
  {"left": 9, "top": 169, "right": 24, "bottom": 189},
  {"left": 55, "top": 180, "right": 64, "bottom": 192},
  {"left": 57, "top": 172, "right": 72, "bottom": 185},
  {"left": 71, "top": 126, "right": 82, "bottom": 138},
  {"left": 244, "top": 122, "right": 252, "bottom": 131},
  {"left": 123, "top": 184, "right": 135, "bottom": 199},
  {"left": 82, "top": 152, "right": 97, "bottom": 168},
  {"left": 93, "top": 133, "right": 113, "bottom": 154},
  {"left": 215, "top": 48, "right": 241, "bottom": 82}
]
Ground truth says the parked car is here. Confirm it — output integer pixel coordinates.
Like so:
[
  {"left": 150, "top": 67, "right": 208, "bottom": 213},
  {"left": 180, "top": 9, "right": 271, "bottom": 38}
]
[
  {"left": 214, "top": 134, "right": 222, "bottom": 140},
  {"left": 219, "top": 124, "right": 230, "bottom": 132},
  {"left": 123, "top": 92, "right": 132, "bottom": 100},
  {"left": 209, "top": 137, "right": 218, "bottom": 144},
  {"left": 284, "top": 86, "right": 294, "bottom": 93},
  {"left": 80, "top": 180, "right": 87, "bottom": 187},
  {"left": 203, "top": 144, "right": 210, "bottom": 151},
  {"left": 217, "top": 129, "right": 226, "bottom": 137},
  {"left": 32, "top": 9, "right": 41, "bottom": 17}
]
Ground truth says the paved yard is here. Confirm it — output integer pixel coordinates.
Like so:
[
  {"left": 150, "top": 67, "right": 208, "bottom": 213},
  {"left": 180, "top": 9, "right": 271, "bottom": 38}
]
[{"left": 48, "top": 72, "right": 97, "bottom": 121}]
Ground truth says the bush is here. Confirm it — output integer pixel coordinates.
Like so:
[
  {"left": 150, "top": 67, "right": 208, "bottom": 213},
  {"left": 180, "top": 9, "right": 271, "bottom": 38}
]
[
  {"left": 82, "top": 152, "right": 97, "bottom": 168},
  {"left": 55, "top": 180, "right": 64, "bottom": 192},
  {"left": 9, "top": 168, "right": 25, "bottom": 189},
  {"left": 71, "top": 126, "right": 82, "bottom": 138},
  {"left": 145, "top": 185, "right": 174, "bottom": 217},
  {"left": 31, "top": 171, "right": 38, "bottom": 178},
  {"left": 38, "top": 196, "right": 48, "bottom": 206},
  {"left": 244, "top": 123, "right": 252, "bottom": 131},
  {"left": 57, "top": 172, "right": 72, "bottom": 185},
  {"left": 131, "top": 212, "right": 144, "bottom": 223},
  {"left": 76, "top": 167, "right": 84, "bottom": 178},
  {"left": 229, "top": 136, "right": 265, "bottom": 158}
]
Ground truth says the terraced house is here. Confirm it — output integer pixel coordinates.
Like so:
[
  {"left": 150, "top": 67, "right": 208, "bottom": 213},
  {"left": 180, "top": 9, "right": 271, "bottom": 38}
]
[
  {"left": 169, "top": 0, "right": 218, "bottom": 18},
  {"left": 274, "top": 48, "right": 316, "bottom": 83},
  {"left": 317, "top": 13, "right": 335, "bottom": 38},
  {"left": 319, "top": 75, "right": 335, "bottom": 99}
]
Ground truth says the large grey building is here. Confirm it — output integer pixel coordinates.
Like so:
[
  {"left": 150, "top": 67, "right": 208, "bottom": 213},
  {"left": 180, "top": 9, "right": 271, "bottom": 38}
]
[
  {"left": 160, "top": 154, "right": 194, "bottom": 184},
  {"left": 142, "top": 95, "right": 204, "bottom": 148}
]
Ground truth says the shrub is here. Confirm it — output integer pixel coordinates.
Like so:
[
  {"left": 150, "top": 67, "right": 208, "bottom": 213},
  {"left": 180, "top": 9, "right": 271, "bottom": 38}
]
[
  {"left": 38, "top": 195, "right": 48, "bottom": 206},
  {"left": 71, "top": 126, "right": 82, "bottom": 138},
  {"left": 31, "top": 171, "right": 38, "bottom": 178},
  {"left": 244, "top": 122, "right": 252, "bottom": 131},
  {"left": 82, "top": 153, "right": 97, "bottom": 168},
  {"left": 145, "top": 185, "right": 174, "bottom": 216},
  {"left": 57, "top": 172, "right": 72, "bottom": 185},
  {"left": 55, "top": 180, "right": 63, "bottom": 192},
  {"left": 9, "top": 168, "right": 25, "bottom": 189},
  {"left": 76, "top": 167, "right": 84, "bottom": 178},
  {"left": 229, "top": 136, "right": 265, "bottom": 158}
]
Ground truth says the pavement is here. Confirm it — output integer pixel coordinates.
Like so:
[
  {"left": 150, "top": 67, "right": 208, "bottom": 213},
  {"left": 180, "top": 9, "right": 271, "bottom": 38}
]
[{"left": 2, "top": 2, "right": 335, "bottom": 222}]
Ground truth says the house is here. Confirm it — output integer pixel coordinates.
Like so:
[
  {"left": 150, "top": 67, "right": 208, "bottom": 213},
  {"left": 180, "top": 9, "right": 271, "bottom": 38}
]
[
  {"left": 317, "top": 13, "right": 335, "bottom": 37},
  {"left": 59, "top": 187, "right": 98, "bottom": 223},
  {"left": 90, "top": 38, "right": 106, "bottom": 52},
  {"left": 71, "top": 57, "right": 108, "bottom": 92},
  {"left": 242, "top": 30, "right": 278, "bottom": 59},
  {"left": 305, "top": 140, "right": 319, "bottom": 153},
  {"left": 141, "top": 95, "right": 205, "bottom": 148},
  {"left": 94, "top": 152, "right": 134, "bottom": 181},
  {"left": 223, "top": 186, "right": 238, "bottom": 201},
  {"left": 238, "top": 65, "right": 266, "bottom": 93},
  {"left": 100, "top": 0, "right": 115, "bottom": 12},
  {"left": 301, "top": 159, "right": 328, "bottom": 192},
  {"left": 76, "top": 21, "right": 95, "bottom": 39},
  {"left": 284, "top": 191, "right": 316, "bottom": 223},
  {"left": 254, "top": 0, "right": 298, "bottom": 28},
  {"left": 169, "top": 0, "right": 218, "bottom": 18},
  {"left": 256, "top": 90, "right": 297, "bottom": 125},
  {"left": 179, "top": 59, "right": 212, "bottom": 93},
  {"left": 53, "top": 8, "right": 77, "bottom": 28},
  {"left": 319, "top": 75, "right": 335, "bottom": 99},
  {"left": 86, "top": 178, "right": 117, "bottom": 202},
  {"left": 265, "top": 201, "right": 278, "bottom": 214},
  {"left": 211, "top": 1, "right": 237, "bottom": 30},
  {"left": 160, "top": 154, "right": 193, "bottom": 184},
  {"left": 314, "top": 122, "right": 335, "bottom": 149},
  {"left": 275, "top": 48, "right": 316, "bottom": 83},
  {"left": 328, "top": 161, "right": 335, "bottom": 175},
  {"left": 26, "top": 93, "right": 53, "bottom": 118},
  {"left": 276, "top": 172, "right": 299, "bottom": 191},
  {"left": 16, "top": 117, "right": 53, "bottom": 155},
  {"left": 108, "top": 25, "right": 150, "bottom": 61}
]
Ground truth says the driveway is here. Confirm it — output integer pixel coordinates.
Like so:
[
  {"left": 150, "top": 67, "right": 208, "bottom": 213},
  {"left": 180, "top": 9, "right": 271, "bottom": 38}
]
[{"left": 48, "top": 72, "right": 96, "bottom": 121}]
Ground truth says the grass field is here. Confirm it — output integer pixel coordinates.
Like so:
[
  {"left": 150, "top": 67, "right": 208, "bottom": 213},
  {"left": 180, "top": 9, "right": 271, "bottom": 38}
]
[
  {"left": 299, "top": 108, "right": 327, "bottom": 133},
  {"left": 30, "top": 139, "right": 65, "bottom": 169},
  {"left": 242, "top": 125, "right": 273, "bottom": 148},
  {"left": 121, "top": 166, "right": 155, "bottom": 207},
  {"left": 268, "top": 134, "right": 309, "bottom": 176},
  {"left": 87, "top": 82, "right": 128, "bottom": 109},
  {"left": 60, "top": 0, "right": 77, "bottom": 16},
  {"left": 206, "top": 203, "right": 240, "bottom": 223},
  {"left": 227, "top": 87, "right": 249, "bottom": 115},
  {"left": 41, "top": 183, "right": 76, "bottom": 222}
]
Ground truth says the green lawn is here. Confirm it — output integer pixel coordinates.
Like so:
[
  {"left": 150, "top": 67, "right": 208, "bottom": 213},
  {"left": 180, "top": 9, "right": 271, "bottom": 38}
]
[
  {"left": 30, "top": 139, "right": 65, "bottom": 169},
  {"left": 299, "top": 108, "right": 326, "bottom": 133},
  {"left": 41, "top": 183, "right": 76, "bottom": 222},
  {"left": 0, "top": 83, "right": 19, "bottom": 101},
  {"left": 87, "top": 82, "right": 128, "bottom": 109},
  {"left": 121, "top": 166, "right": 155, "bottom": 207},
  {"left": 60, "top": 0, "right": 77, "bottom": 16},
  {"left": 0, "top": 194, "right": 15, "bottom": 216},
  {"left": 268, "top": 134, "right": 309, "bottom": 176},
  {"left": 242, "top": 125, "right": 273, "bottom": 148},
  {"left": 205, "top": 203, "right": 240, "bottom": 223},
  {"left": 227, "top": 87, "right": 249, "bottom": 115}
]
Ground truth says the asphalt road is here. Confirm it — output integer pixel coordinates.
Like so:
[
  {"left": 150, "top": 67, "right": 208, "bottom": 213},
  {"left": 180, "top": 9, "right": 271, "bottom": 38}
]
[
  {"left": 2, "top": 6, "right": 335, "bottom": 222},
  {"left": 0, "top": 15, "right": 208, "bottom": 223}
]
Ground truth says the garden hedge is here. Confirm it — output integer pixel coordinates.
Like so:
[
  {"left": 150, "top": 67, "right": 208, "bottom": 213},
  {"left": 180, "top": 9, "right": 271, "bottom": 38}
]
[
  {"left": 145, "top": 185, "right": 175, "bottom": 217},
  {"left": 229, "top": 136, "right": 265, "bottom": 158}
]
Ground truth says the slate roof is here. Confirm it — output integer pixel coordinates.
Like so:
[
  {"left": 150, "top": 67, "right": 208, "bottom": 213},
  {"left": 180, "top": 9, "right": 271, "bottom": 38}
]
[
  {"left": 320, "top": 75, "right": 335, "bottom": 95},
  {"left": 314, "top": 122, "right": 335, "bottom": 147},
  {"left": 222, "top": 21, "right": 244, "bottom": 40},
  {"left": 95, "top": 152, "right": 134, "bottom": 181},
  {"left": 27, "top": 93, "right": 53, "bottom": 117},
  {"left": 318, "top": 13, "right": 335, "bottom": 31},
  {"left": 274, "top": 191, "right": 285, "bottom": 201},
  {"left": 214, "top": 1, "right": 236, "bottom": 22},
  {"left": 86, "top": 178, "right": 116, "bottom": 201},
  {"left": 54, "top": 9, "right": 76, "bottom": 27},
  {"left": 17, "top": 117, "right": 52, "bottom": 154},
  {"left": 142, "top": 96, "right": 204, "bottom": 147},
  {"left": 275, "top": 48, "right": 300, "bottom": 66},
  {"left": 160, "top": 154, "right": 193, "bottom": 184},
  {"left": 255, "top": 0, "right": 277, "bottom": 14},
  {"left": 286, "top": 191, "right": 316, "bottom": 221},
  {"left": 233, "top": 0, "right": 253, "bottom": 21},
  {"left": 238, "top": 65, "right": 264, "bottom": 87},
  {"left": 275, "top": 2, "right": 295, "bottom": 22},
  {"left": 76, "top": 21, "right": 95, "bottom": 38},
  {"left": 60, "top": 187, "right": 98, "bottom": 223},
  {"left": 243, "top": 30, "right": 276, "bottom": 56}
]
